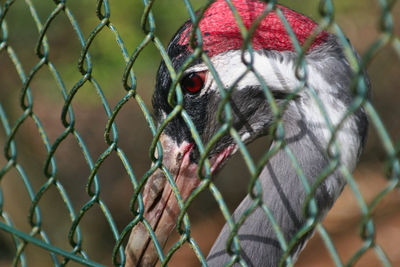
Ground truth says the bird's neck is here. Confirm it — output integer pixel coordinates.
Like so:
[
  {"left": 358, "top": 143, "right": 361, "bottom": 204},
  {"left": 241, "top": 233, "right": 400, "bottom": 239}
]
[{"left": 207, "top": 107, "right": 349, "bottom": 266}]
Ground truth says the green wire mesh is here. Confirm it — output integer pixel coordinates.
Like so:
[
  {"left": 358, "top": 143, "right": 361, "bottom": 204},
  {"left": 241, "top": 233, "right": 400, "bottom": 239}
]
[{"left": 0, "top": 0, "right": 399, "bottom": 266}]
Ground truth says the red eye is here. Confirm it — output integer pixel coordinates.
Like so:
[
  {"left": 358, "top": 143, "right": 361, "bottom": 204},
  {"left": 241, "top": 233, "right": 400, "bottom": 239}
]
[{"left": 181, "top": 72, "right": 206, "bottom": 93}]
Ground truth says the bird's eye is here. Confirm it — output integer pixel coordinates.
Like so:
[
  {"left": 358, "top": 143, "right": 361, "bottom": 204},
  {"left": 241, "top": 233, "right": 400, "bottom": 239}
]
[{"left": 181, "top": 72, "right": 206, "bottom": 94}]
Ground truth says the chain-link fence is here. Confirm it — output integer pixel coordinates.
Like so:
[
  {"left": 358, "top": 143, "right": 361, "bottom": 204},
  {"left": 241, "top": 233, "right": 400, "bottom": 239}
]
[{"left": 0, "top": 0, "right": 399, "bottom": 266}]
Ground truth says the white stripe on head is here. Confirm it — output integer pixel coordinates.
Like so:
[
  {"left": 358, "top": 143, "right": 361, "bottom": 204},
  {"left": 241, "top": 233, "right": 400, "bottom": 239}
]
[
  {"left": 301, "top": 63, "right": 359, "bottom": 172},
  {"left": 185, "top": 50, "right": 300, "bottom": 96},
  {"left": 185, "top": 50, "right": 360, "bottom": 172}
]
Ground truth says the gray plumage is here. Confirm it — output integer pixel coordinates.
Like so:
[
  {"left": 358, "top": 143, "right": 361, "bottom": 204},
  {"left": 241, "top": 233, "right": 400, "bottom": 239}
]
[
  {"left": 206, "top": 36, "right": 368, "bottom": 266},
  {"left": 208, "top": 105, "right": 340, "bottom": 266}
]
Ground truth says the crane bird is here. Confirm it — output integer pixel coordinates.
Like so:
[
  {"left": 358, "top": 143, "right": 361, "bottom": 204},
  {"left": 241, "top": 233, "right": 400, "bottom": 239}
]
[{"left": 125, "top": 0, "right": 369, "bottom": 266}]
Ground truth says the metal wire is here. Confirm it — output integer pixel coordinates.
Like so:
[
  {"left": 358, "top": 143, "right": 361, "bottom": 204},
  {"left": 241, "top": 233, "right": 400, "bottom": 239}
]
[{"left": 0, "top": 0, "right": 399, "bottom": 266}]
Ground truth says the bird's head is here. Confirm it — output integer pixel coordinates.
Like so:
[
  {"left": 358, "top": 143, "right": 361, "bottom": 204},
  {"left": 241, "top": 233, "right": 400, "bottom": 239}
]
[{"left": 125, "top": 1, "right": 361, "bottom": 266}]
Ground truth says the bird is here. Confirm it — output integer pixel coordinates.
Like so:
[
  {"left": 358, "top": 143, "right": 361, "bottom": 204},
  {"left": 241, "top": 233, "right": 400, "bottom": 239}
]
[{"left": 125, "top": 0, "right": 369, "bottom": 266}]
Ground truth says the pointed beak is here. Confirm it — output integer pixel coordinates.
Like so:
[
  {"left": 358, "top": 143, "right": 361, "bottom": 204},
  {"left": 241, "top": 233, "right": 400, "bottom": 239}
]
[{"left": 125, "top": 133, "right": 234, "bottom": 267}]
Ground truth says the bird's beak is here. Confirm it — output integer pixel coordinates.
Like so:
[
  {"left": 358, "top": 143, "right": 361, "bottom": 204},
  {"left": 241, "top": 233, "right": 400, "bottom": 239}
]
[{"left": 125, "top": 133, "right": 234, "bottom": 267}]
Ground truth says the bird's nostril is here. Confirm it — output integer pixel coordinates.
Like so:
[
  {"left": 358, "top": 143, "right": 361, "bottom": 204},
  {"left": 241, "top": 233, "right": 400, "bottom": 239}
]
[{"left": 147, "top": 192, "right": 163, "bottom": 213}]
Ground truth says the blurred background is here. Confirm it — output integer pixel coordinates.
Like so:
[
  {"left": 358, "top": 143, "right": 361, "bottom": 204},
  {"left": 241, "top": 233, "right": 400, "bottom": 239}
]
[{"left": 0, "top": 0, "right": 399, "bottom": 266}]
